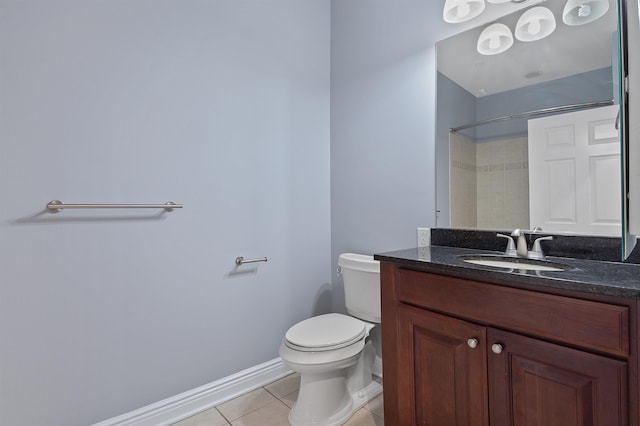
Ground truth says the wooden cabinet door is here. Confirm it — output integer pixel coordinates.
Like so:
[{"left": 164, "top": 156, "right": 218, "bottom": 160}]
[
  {"left": 488, "top": 327, "right": 628, "bottom": 426},
  {"left": 397, "top": 304, "right": 489, "bottom": 426}
]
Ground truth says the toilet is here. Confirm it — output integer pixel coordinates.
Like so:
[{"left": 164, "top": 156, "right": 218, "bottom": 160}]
[{"left": 279, "top": 253, "right": 382, "bottom": 426}]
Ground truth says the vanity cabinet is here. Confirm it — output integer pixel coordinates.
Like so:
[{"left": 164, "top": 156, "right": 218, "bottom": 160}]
[
  {"left": 397, "top": 304, "right": 489, "bottom": 425},
  {"left": 381, "top": 263, "right": 635, "bottom": 425}
]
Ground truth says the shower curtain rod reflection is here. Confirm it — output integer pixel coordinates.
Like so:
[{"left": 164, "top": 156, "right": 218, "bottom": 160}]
[{"left": 449, "top": 100, "right": 614, "bottom": 133}]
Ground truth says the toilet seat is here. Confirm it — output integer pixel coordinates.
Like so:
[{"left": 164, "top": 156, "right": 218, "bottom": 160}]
[{"left": 285, "top": 313, "right": 368, "bottom": 352}]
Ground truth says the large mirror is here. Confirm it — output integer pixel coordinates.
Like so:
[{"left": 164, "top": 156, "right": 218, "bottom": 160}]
[{"left": 435, "top": 0, "right": 623, "bottom": 243}]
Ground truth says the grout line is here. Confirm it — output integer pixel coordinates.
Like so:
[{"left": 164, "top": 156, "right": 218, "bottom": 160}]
[
  {"left": 213, "top": 377, "right": 383, "bottom": 426},
  {"left": 214, "top": 406, "right": 232, "bottom": 425},
  {"left": 262, "top": 386, "right": 279, "bottom": 401},
  {"left": 363, "top": 406, "right": 383, "bottom": 418},
  {"left": 226, "top": 392, "right": 291, "bottom": 426},
  {"left": 267, "top": 387, "right": 295, "bottom": 410},
  {"left": 216, "top": 386, "right": 291, "bottom": 426}
]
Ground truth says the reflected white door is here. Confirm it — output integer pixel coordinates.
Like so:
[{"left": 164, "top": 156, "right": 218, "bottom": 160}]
[{"left": 528, "top": 105, "right": 621, "bottom": 236}]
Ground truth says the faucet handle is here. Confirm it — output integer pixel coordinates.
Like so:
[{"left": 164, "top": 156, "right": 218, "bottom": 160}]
[
  {"left": 497, "top": 233, "right": 517, "bottom": 256},
  {"left": 530, "top": 236, "right": 553, "bottom": 259}
]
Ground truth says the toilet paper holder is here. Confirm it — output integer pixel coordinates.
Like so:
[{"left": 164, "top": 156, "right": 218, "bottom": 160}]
[{"left": 235, "top": 256, "right": 268, "bottom": 265}]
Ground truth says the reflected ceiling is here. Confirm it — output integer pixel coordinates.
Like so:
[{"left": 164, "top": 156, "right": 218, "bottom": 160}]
[{"left": 437, "top": 0, "right": 617, "bottom": 97}]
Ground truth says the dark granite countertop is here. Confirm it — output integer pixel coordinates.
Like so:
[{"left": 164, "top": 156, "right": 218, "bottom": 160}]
[{"left": 374, "top": 246, "right": 640, "bottom": 299}]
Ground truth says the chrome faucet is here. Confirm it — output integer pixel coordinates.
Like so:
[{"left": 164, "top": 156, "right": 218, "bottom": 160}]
[
  {"left": 496, "top": 233, "right": 517, "bottom": 256},
  {"left": 529, "top": 235, "right": 553, "bottom": 259},
  {"left": 511, "top": 229, "right": 528, "bottom": 257},
  {"left": 497, "top": 229, "right": 554, "bottom": 259}
]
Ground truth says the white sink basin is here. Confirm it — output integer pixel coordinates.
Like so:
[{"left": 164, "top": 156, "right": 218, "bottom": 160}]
[{"left": 457, "top": 255, "right": 572, "bottom": 272}]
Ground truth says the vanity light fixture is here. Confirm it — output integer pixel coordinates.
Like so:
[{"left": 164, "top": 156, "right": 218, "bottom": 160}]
[
  {"left": 477, "top": 23, "right": 514, "bottom": 55},
  {"left": 443, "top": 0, "right": 486, "bottom": 23},
  {"left": 562, "top": 0, "right": 610, "bottom": 25},
  {"left": 515, "top": 6, "right": 556, "bottom": 41}
]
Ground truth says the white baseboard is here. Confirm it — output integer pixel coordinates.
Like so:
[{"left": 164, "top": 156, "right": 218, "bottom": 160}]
[
  {"left": 351, "top": 380, "right": 383, "bottom": 414},
  {"left": 92, "top": 358, "right": 292, "bottom": 426}
]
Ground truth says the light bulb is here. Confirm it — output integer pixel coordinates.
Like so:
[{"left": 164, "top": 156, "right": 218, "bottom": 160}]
[
  {"left": 477, "top": 23, "right": 513, "bottom": 55},
  {"left": 578, "top": 4, "right": 591, "bottom": 17},
  {"left": 515, "top": 7, "right": 556, "bottom": 42},
  {"left": 457, "top": 2, "right": 471, "bottom": 19},
  {"left": 489, "top": 34, "right": 500, "bottom": 49},
  {"left": 443, "top": 0, "right": 486, "bottom": 24},
  {"left": 528, "top": 19, "right": 541, "bottom": 35},
  {"left": 563, "top": 0, "right": 609, "bottom": 25}
]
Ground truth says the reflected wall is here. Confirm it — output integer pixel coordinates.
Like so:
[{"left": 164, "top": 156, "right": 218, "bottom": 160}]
[{"left": 437, "top": 67, "right": 615, "bottom": 228}]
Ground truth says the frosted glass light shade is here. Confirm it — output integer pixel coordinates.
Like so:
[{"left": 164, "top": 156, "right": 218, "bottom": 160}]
[
  {"left": 515, "top": 7, "right": 557, "bottom": 41},
  {"left": 477, "top": 23, "right": 514, "bottom": 55},
  {"left": 443, "top": 0, "right": 486, "bottom": 23},
  {"left": 562, "top": 0, "right": 610, "bottom": 25}
]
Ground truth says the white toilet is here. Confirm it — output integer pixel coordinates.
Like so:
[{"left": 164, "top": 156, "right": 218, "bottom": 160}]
[{"left": 279, "top": 253, "right": 382, "bottom": 426}]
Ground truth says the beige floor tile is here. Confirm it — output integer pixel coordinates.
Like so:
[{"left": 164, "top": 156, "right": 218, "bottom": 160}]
[
  {"left": 264, "top": 373, "right": 300, "bottom": 399},
  {"left": 171, "top": 407, "right": 229, "bottom": 426},
  {"left": 279, "top": 389, "right": 298, "bottom": 408},
  {"left": 364, "top": 393, "right": 384, "bottom": 418},
  {"left": 343, "top": 408, "right": 384, "bottom": 426},
  {"left": 230, "top": 400, "right": 290, "bottom": 426},
  {"left": 216, "top": 388, "right": 279, "bottom": 421}
]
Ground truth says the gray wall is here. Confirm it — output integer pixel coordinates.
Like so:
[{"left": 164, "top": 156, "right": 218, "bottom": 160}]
[
  {"left": 0, "top": 1, "right": 551, "bottom": 424},
  {"left": 0, "top": 1, "right": 330, "bottom": 425},
  {"left": 435, "top": 73, "right": 477, "bottom": 227},
  {"left": 329, "top": 1, "right": 489, "bottom": 312},
  {"left": 330, "top": 1, "right": 437, "bottom": 312}
]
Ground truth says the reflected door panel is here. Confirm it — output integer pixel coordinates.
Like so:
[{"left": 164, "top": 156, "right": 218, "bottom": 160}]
[{"left": 528, "top": 105, "right": 621, "bottom": 236}]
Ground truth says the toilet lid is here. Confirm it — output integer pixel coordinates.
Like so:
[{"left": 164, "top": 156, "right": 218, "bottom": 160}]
[{"left": 285, "top": 313, "right": 367, "bottom": 351}]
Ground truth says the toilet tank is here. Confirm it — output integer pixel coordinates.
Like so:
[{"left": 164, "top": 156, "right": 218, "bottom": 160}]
[{"left": 338, "top": 253, "right": 381, "bottom": 323}]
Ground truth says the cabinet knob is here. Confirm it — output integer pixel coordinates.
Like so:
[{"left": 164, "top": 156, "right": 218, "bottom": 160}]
[
  {"left": 467, "top": 338, "right": 479, "bottom": 349},
  {"left": 491, "top": 343, "right": 504, "bottom": 354}
]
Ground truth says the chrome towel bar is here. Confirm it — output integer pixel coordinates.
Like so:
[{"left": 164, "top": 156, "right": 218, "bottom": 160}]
[
  {"left": 47, "top": 200, "right": 183, "bottom": 213},
  {"left": 235, "top": 256, "right": 268, "bottom": 265}
]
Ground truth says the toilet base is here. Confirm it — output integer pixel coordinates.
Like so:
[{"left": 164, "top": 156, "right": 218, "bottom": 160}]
[
  {"left": 289, "top": 377, "right": 382, "bottom": 426},
  {"left": 287, "top": 341, "right": 382, "bottom": 426}
]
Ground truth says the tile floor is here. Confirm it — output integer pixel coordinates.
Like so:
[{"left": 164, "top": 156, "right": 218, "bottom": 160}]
[{"left": 172, "top": 373, "right": 384, "bottom": 426}]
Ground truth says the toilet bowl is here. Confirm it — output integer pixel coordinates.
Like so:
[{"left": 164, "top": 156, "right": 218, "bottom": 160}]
[{"left": 279, "top": 253, "right": 382, "bottom": 426}]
